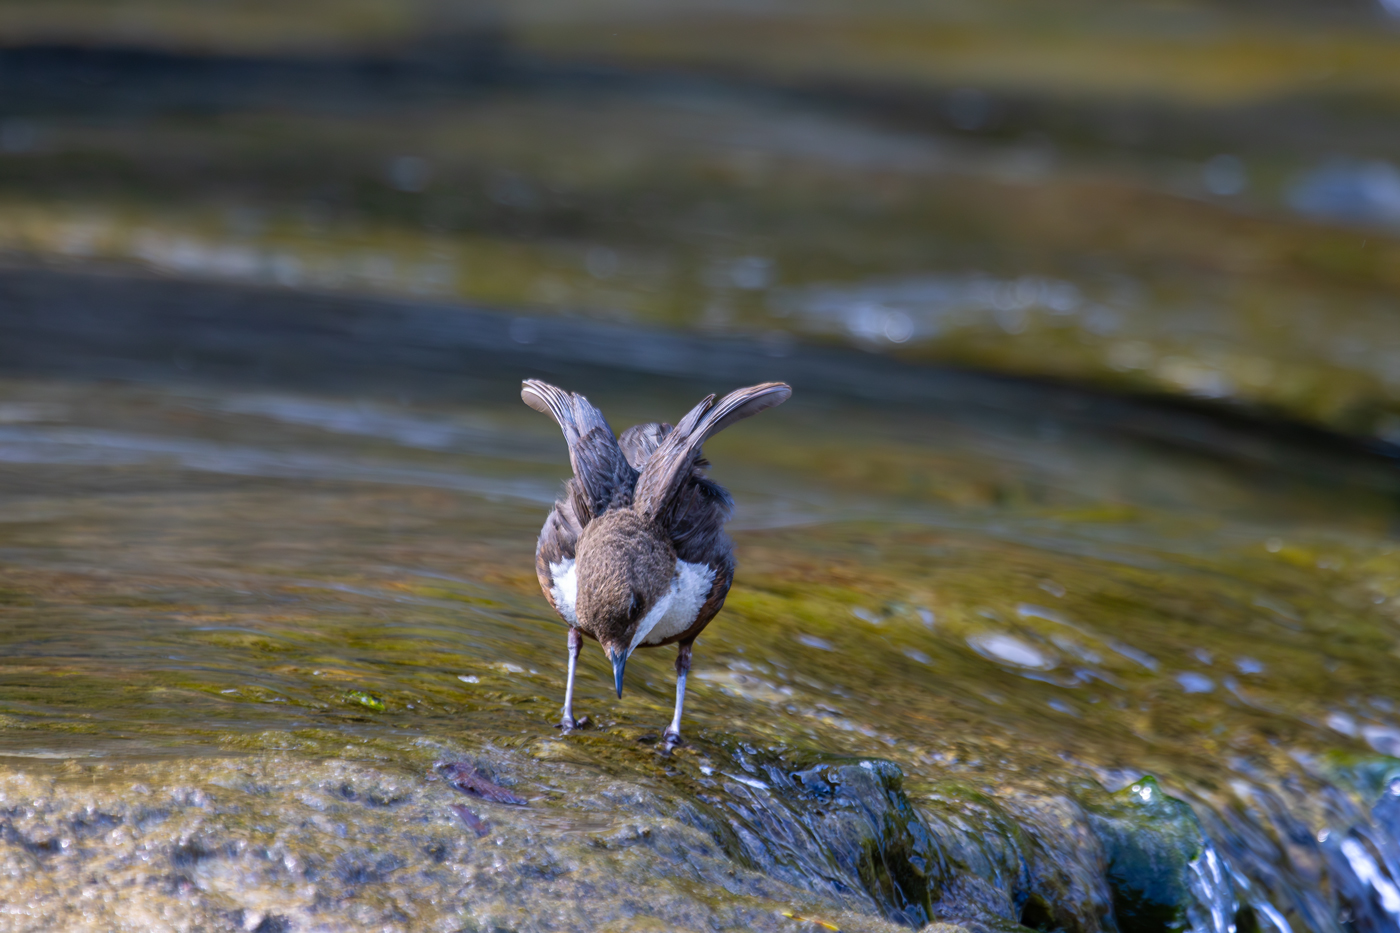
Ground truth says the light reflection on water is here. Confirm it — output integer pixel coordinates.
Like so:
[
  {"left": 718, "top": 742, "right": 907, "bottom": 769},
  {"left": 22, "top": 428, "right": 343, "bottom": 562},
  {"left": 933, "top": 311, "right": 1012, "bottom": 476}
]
[{"left": 0, "top": 341, "right": 1398, "bottom": 929}]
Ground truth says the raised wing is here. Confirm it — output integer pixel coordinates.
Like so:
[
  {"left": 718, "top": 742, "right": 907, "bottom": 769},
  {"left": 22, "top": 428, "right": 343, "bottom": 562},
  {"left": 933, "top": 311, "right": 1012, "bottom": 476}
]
[
  {"left": 522, "top": 380, "right": 638, "bottom": 520},
  {"left": 633, "top": 382, "right": 791, "bottom": 526}
]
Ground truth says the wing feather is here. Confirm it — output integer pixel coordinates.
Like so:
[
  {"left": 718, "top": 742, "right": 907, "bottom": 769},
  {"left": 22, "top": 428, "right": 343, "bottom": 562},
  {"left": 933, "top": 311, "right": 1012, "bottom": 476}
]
[
  {"left": 633, "top": 382, "right": 790, "bottom": 526},
  {"left": 617, "top": 421, "right": 672, "bottom": 471},
  {"left": 522, "top": 379, "right": 638, "bottom": 520}
]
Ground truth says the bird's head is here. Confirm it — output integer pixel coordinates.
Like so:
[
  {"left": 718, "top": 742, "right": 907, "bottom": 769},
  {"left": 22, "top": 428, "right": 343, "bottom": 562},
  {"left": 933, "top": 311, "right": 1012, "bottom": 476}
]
[{"left": 575, "top": 509, "right": 676, "bottom": 698}]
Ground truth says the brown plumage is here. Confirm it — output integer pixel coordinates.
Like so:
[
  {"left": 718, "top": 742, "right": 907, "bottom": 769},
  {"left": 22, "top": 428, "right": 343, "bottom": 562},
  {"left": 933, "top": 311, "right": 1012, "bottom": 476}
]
[{"left": 522, "top": 378, "right": 791, "bottom": 745}]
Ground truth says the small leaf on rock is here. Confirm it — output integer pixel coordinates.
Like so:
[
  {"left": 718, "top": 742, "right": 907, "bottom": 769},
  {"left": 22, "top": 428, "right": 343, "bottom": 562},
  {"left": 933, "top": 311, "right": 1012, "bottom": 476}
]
[
  {"left": 345, "top": 690, "right": 386, "bottom": 712},
  {"left": 451, "top": 804, "right": 490, "bottom": 837},
  {"left": 437, "top": 761, "right": 528, "bottom": 806}
]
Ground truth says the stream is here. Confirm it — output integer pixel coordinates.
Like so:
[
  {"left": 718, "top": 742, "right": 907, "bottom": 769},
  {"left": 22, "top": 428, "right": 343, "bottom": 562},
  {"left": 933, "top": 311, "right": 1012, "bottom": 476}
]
[
  {"left": 0, "top": 269, "right": 1397, "bottom": 933},
  {"left": 2, "top": 14, "right": 1400, "bottom": 932}
]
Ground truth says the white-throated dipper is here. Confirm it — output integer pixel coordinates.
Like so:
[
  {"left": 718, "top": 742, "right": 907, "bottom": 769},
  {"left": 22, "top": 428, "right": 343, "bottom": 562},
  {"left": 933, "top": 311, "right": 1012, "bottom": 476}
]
[{"left": 522, "top": 379, "right": 791, "bottom": 746}]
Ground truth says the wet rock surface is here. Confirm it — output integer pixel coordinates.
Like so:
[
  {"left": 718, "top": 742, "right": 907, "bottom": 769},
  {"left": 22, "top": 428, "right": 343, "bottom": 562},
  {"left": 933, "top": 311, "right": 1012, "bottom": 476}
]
[
  {"left": 1084, "top": 778, "right": 1214, "bottom": 933},
  {"left": 0, "top": 298, "right": 1398, "bottom": 931},
  {"left": 5, "top": 729, "right": 1372, "bottom": 933},
  {"left": 0, "top": 746, "right": 926, "bottom": 933},
  {"left": 0, "top": 739, "right": 1259, "bottom": 933}
]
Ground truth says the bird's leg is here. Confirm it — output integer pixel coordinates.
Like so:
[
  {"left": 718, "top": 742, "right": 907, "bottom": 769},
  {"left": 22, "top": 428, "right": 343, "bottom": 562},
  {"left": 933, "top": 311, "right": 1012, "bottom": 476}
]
[
  {"left": 663, "top": 641, "right": 693, "bottom": 748},
  {"left": 560, "top": 627, "right": 583, "bottom": 731}
]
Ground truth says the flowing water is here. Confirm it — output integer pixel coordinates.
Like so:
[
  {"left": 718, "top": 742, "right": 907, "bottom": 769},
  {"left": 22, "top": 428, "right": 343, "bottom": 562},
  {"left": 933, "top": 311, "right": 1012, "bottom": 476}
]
[
  {"left": 0, "top": 270, "right": 1398, "bottom": 933},
  {"left": 3, "top": 10, "right": 1400, "bottom": 932}
]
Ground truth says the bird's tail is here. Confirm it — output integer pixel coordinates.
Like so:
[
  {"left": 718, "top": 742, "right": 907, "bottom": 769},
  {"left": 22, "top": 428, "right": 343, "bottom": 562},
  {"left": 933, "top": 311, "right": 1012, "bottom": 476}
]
[{"left": 633, "top": 382, "right": 791, "bottom": 523}]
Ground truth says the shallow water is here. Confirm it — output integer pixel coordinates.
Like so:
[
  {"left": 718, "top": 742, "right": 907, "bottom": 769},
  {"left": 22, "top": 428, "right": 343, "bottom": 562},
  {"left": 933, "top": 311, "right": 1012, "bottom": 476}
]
[
  {"left": 3, "top": 11, "right": 1400, "bottom": 928},
  {"left": 0, "top": 276, "right": 1398, "bottom": 932}
]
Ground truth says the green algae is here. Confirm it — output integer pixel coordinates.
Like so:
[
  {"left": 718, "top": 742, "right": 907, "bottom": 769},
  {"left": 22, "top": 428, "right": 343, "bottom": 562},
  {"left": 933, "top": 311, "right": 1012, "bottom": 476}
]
[
  {"left": 344, "top": 691, "right": 387, "bottom": 713},
  {"left": 0, "top": 372, "right": 1396, "bottom": 929}
]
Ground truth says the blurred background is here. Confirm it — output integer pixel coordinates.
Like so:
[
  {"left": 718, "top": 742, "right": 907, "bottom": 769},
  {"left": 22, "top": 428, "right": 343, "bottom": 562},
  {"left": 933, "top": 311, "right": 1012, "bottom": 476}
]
[
  {"left": 2, "top": 0, "right": 1400, "bottom": 438},
  {"left": 4, "top": 4, "right": 1400, "bottom": 932}
]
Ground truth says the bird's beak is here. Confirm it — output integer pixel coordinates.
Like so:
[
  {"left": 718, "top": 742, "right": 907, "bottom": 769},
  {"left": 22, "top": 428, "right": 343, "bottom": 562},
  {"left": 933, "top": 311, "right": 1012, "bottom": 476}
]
[{"left": 609, "top": 648, "right": 628, "bottom": 698}]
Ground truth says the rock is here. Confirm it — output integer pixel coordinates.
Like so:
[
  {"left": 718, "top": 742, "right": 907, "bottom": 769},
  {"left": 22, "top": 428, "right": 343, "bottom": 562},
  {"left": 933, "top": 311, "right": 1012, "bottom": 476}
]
[
  {"left": 0, "top": 746, "right": 919, "bottom": 933},
  {"left": 688, "top": 745, "right": 1118, "bottom": 933},
  {"left": 921, "top": 784, "right": 1114, "bottom": 933},
  {"left": 0, "top": 729, "right": 1257, "bottom": 933},
  {"left": 1083, "top": 776, "right": 1221, "bottom": 933},
  {"left": 656, "top": 741, "right": 944, "bottom": 924}
]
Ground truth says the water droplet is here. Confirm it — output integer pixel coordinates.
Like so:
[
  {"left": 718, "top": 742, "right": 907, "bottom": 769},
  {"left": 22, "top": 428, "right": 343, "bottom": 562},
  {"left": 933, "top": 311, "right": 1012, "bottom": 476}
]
[
  {"left": 968, "top": 633, "right": 1054, "bottom": 670},
  {"left": 1326, "top": 712, "right": 1357, "bottom": 736},
  {"left": 1176, "top": 672, "right": 1215, "bottom": 694},
  {"left": 883, "top": 310, "right": 914, "bottom": 343},
  {"left": 1017, "top": 603, "right": 1071, "bottom": 626},
  {"left": 1362, "top": 725, "right": 1400, "bottom": 757},
  {"left": 1109, "top": 641, "right": 1160, "bottom": 671}
]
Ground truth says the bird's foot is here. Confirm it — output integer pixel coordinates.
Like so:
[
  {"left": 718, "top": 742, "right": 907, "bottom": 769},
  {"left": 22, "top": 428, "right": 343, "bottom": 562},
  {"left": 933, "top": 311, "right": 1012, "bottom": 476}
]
[
  {"left": 662, "top": 728, "right": 683, "bottom": 749},
  {"left": 557, "top": 714, "right": 589, "bottom": 733}
]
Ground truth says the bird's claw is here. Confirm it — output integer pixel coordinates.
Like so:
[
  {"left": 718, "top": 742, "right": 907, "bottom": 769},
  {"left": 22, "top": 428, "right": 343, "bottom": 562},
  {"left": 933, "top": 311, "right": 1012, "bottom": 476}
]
[
  {"left": 662, "top": 729, "right": 683, "bottom": 749},
  {"left": 557, "top": 715, "right": 589, "bottom": 733}
]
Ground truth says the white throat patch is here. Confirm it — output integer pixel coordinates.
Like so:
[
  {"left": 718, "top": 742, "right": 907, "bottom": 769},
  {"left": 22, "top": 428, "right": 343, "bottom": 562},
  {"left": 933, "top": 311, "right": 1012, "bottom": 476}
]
[
  {"left": 628, "top": 559, "right": 716, "bottom": 653},
  {"left": 548, "top": 558, "right": 578, "bottom": 625},
  {"left": 550, "top": 556, "right": 715, "bottom": 648}
]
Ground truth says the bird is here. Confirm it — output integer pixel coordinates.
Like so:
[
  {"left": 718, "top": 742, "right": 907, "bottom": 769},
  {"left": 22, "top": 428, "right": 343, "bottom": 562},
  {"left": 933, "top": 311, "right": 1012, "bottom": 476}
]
[{"left": 522, "top": 378, "right": 791, "bottom": 747}]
